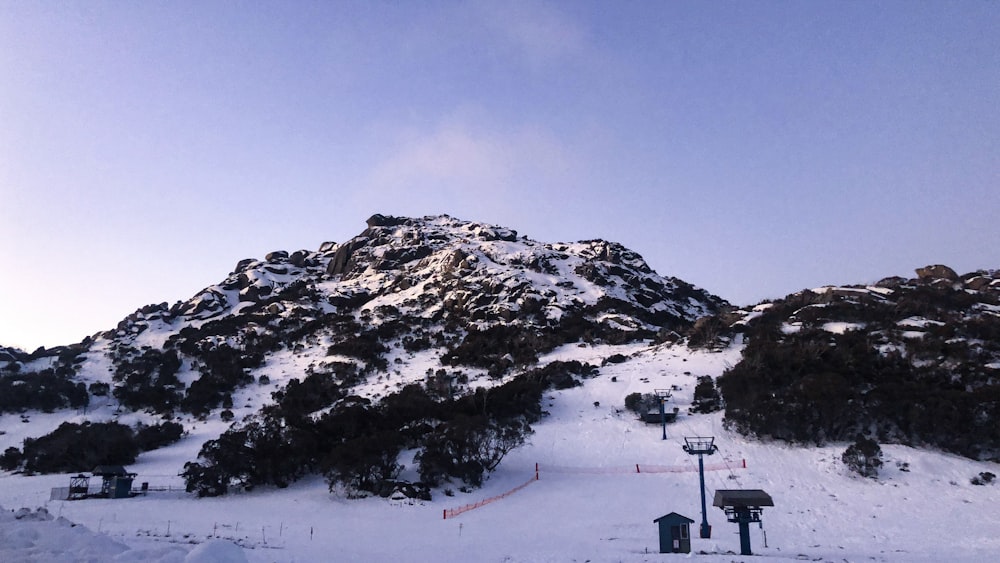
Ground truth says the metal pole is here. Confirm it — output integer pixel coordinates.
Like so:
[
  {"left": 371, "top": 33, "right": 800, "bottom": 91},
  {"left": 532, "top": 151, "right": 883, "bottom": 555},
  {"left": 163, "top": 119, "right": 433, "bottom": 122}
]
[
  {"left": 660, "top": 400, "right": 667, "bottom": 440},
  {"left": 738, "top": 510, "right": 752, "bottom": 555},
  {"left": 698, "top": 454, "right": 710, "bottom": 538}
]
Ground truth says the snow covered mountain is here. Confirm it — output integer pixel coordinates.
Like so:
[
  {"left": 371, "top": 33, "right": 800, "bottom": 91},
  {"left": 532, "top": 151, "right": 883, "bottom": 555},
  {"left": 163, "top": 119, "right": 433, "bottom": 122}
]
[
  {"left": 0, "top": 214, "right": 727, "bottom": 486},
  {"left": 0, "top": 214, "right": 725, "bottom": 416}
]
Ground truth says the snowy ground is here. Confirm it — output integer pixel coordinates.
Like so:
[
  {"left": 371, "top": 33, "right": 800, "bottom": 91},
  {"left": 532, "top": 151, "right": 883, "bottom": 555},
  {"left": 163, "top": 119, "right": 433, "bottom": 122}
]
[{"left": 3, "top": 342, "right": 1000, "bottom": 562}]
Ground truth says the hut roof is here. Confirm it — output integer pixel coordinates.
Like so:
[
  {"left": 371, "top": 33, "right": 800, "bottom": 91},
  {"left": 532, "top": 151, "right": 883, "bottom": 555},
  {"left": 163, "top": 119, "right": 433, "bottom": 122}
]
[
  {"left": 653, "top": 512, "right": 695, "bottom": 524},
  {"left": 92, "top": 465, "right": 131, "bottom": 476}
]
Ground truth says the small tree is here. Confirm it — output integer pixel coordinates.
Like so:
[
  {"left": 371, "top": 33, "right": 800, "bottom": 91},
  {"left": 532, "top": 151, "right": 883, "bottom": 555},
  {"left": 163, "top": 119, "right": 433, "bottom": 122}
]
[
  {"left": 417, "top": 416, "right": 532, "bottom": 487},
  {"left": 0, "top": 447, "right": 22, "bottom": 471},
  {"left": 842, "top": 435, "right": 883, "bottom": 479},
  {"left": 322, "top": 431, "right": 403, "bottom": 496},
  {"left": 690, "top": 376, "right": 722, "bottom": 413}
]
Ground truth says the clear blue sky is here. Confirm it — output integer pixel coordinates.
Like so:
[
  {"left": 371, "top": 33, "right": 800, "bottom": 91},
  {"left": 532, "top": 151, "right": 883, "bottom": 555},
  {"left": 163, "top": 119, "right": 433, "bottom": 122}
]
[{"left": 2, "top": 1, "right": 998, "bottom": 350}]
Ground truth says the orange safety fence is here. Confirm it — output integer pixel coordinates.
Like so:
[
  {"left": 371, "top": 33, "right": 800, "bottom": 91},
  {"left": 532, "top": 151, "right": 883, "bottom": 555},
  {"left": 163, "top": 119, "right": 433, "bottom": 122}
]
[
  {"left": 441, "top": 459, "right": 747, "bottom": 519},
  {"left": 538, "top": 458, "right": 745, "bottom": 475},
  {"left": 443, "top": 468, "right": 539, "bottom": 519}
]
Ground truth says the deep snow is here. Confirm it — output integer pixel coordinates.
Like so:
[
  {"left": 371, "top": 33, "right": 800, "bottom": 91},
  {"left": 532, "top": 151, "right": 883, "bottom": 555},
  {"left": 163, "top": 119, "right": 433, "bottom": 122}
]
[{"left": 3, "top": 341, "right": 1000, "bottom": 562}]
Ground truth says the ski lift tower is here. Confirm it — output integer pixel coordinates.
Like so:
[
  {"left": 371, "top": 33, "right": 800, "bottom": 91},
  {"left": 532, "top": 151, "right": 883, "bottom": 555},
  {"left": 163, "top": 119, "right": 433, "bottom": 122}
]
[
  {"left": 654, "top": 389, "right": 672, "bottom": 440},
  {"left": 682, "top": 436, "right": 718, "bottom": 538},
  {"left": 713, "top": 489, "right": 774, "bottom": 555}
]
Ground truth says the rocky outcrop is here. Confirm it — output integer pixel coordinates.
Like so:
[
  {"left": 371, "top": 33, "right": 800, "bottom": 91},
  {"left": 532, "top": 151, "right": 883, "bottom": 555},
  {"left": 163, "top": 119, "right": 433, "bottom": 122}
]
[{"left": 916, "top": 264, "right": 959, "bottom": 281}]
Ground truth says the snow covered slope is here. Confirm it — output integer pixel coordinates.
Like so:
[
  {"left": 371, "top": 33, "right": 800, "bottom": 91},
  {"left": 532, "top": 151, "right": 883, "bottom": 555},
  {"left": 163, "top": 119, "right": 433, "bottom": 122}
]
[{"left": 3, "top": 340, "right": 1000, "bottom": 562}]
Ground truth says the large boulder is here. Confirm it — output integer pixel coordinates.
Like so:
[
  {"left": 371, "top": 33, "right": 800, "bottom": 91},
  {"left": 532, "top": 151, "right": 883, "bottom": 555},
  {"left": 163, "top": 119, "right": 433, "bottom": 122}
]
[
  {"left": 265, "top": 250, "right": 289, "bottom": 262},
  {"left": 366, "top": 213, "right": 406, "bottom": 228},
  {"left": 915, "top": 264, "right": 958, "bottom": 282}
]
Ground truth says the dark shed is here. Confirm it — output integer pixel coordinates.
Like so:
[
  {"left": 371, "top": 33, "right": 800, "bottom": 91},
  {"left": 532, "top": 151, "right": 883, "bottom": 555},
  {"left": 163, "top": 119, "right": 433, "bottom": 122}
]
[
  {"left": 653, "top": 512, "right": 695, "bottom": 553},
  {"left": 92, "top": 465, "right": 136, "bottom": 499}
]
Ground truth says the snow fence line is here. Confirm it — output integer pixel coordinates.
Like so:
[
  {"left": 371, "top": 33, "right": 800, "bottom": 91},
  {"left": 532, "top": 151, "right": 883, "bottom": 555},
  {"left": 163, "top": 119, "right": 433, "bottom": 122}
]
[
  {"left": 443, "top": 467, "right": 540, "bottom": 520},
  {"left": 442, "top": 459, "right": 746, "bottom": 519},
  {"left": 538, "top": 458, "right": 746, "bottom": 475}
]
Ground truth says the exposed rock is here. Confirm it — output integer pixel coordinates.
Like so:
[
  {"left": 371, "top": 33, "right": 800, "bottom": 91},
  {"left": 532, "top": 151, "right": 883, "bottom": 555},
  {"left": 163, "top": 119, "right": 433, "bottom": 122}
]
[
  {"left": 263, "top": 265, "right": 288, "bottom": 275},
  {"left": 232, "top": 258, "right": 255, "bottom": 275},
  {"left": 327, "top": 238, "right": 368, "bottom": 276},
  {"left": 875, "top": 276, "right": 907, "bottom": 289},
  {"left": 367, "top": 213, "right": 407, "bottom": 228},
  {"left": 916, "top": 265, "right": 958, "bottom": 281},
  {"left": 289, "top": 250, "right": 309, "bottom": 268},
  {"left": 265, "top": 250, "right": 289, "bottom": 262},
  {"left": 966, "top": 276, "right": 993, "bottom": 291}
]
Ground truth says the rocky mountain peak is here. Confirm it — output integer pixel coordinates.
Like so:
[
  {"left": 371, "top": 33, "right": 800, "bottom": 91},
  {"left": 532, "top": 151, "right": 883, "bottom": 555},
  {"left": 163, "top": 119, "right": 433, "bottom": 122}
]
[{"left": 36, "top": 214, "right": 728, "bottom": 419}]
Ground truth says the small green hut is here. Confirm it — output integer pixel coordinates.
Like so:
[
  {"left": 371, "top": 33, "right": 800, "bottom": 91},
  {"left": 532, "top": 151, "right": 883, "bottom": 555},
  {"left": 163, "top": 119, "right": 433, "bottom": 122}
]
[{"left": 653, "top": 512, "right": 695, "bottom": 553}]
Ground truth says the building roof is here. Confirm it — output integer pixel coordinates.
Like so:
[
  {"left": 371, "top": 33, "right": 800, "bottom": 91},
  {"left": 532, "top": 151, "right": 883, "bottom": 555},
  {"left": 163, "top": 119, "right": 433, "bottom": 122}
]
[
  {"left": 653, "top": 512, "right": 695, "bottom": 524},
  {"left": 91, "top": 465, "right": 132, "bottom": 476},
  {"left": 712, "top": 489, "right": 774, "bottom": 508}
]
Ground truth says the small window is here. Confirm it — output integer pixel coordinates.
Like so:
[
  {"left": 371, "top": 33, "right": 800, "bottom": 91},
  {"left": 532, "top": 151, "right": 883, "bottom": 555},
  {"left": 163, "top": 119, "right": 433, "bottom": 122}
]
[{"left": 680, "top": 524, "right": 689, "bottom": 540}]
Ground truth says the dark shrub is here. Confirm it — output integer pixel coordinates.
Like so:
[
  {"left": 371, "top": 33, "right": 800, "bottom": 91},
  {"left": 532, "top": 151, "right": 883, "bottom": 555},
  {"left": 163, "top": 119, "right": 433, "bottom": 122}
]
[
  {"left": 971, "top": 471, "right": 996, "bottom": 486},
  {"left": 22, "top": 422, "right": 138, "bottom": 474},
  {"left": 113, "top": 349, "right": 183, "bottom": 414},
  {"left": 690, "top": 376, "right": 722, "bottom": 413},
  {"left": 322, "top": 431, "right": 403, "bottom": 495},
  {"left": 182, "top": 345, "right": 258, "bottom": 416},
  {"left": 0, "top": 447, "right": 22, "bottom": 471},
  {"left": 624, "top": 392, "right": 658, "bottom": 415},
  {"left": 842, "top": 436, "right": 883, "bottom": 479},
  {"left": 416, "top": 415, "right": 532, "bottom": 487},
  {"left": 135, "top": 421, "right": 184, "bottom": 452},
  {"left": 0, "top": 369, "right": 89, "bottom": 413}
]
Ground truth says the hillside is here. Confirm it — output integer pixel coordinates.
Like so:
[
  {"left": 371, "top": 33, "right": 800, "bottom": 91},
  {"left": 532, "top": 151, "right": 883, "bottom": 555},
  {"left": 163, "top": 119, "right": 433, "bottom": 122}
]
[
  {"left": 0, "top": 214, "right": 727, "bottom": 495},
  {"left": 715, "top": 265, "right": 1000, "bottom": 460},
  {"left": 3, "top": 341, "right": 1000, "bottom": 562},
  {"left": 1, "top": 216, "right": 998, "bottom": 561}
]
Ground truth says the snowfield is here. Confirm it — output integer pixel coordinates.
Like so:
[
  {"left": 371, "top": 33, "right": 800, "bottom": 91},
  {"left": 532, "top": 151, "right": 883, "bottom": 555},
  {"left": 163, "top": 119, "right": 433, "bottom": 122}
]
[{"left": 3, "top": 341, "right": 1000, "bottom": 562}]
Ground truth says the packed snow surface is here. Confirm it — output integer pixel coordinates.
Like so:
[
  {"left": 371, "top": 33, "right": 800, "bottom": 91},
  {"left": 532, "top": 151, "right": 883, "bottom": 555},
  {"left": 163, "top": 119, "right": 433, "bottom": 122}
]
[{"left": 3, "top": 341, "right": 1000, "bottom": 562}]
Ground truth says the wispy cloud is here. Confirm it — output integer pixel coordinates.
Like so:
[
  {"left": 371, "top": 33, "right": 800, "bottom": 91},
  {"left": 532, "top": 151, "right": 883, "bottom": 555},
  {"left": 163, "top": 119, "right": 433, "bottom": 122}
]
[
  {"left": 477, "top": 1, "right": 587, "bottom": 67},
  {"left": 367, "top": 116, "right": 573, "bottom": 202}
]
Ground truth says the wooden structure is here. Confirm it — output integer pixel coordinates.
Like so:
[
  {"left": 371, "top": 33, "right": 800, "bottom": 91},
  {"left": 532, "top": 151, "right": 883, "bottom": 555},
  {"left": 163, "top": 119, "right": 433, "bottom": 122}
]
[
  {"left": 713, "top": 489, "right": 774, "bottom": 555},
  {"left": 653, "top": 512, "right": 694, "bottom": 553},
  {"left": 92, "top": 465, "right": 137, "bottom": 499}
]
